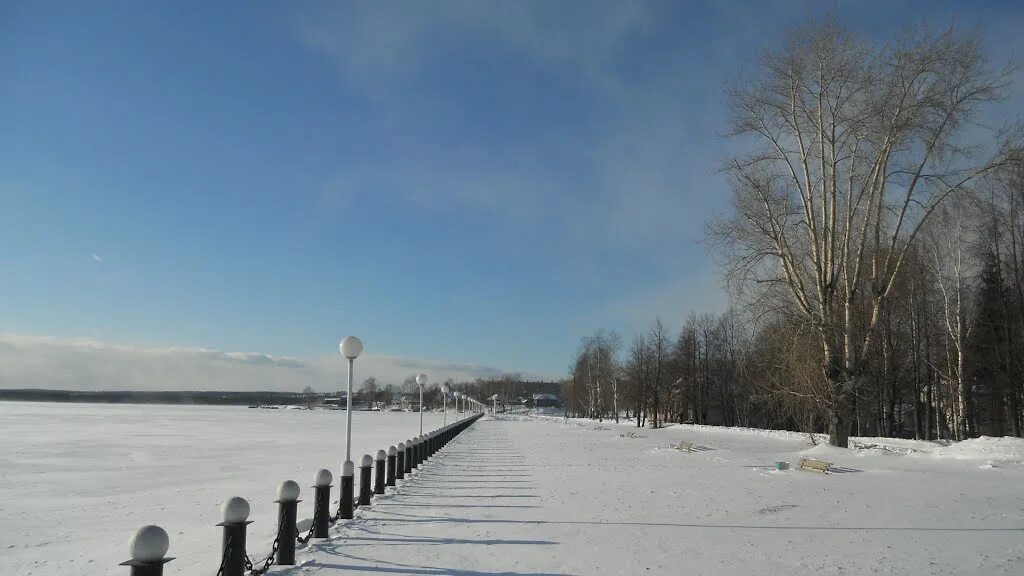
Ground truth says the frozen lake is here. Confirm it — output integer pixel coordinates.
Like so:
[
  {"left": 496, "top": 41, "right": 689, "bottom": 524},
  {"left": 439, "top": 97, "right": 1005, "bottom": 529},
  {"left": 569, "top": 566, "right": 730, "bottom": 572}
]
[{"left": 0, "top": 402, "right": 452, "bottom": 576}]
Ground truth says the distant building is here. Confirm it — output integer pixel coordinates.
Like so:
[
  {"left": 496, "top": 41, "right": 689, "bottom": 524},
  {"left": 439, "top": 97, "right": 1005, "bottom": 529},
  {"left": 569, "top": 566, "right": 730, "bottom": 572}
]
[
  {"left": 531, "top": 394, "right": 560, "bottom": 408},
  {"left": 323, "top": 393, "right": 348, "bottom": 407}
]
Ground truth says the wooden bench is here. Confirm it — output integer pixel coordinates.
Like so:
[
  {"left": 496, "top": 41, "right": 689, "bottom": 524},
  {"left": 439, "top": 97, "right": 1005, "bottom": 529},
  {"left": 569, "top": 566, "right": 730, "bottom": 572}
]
[
  {"left": 672, "top": 440, "right": 695, "bottom": 452},
  {"left": 798, "top": 458, "right": 832, "bottom": 473}
]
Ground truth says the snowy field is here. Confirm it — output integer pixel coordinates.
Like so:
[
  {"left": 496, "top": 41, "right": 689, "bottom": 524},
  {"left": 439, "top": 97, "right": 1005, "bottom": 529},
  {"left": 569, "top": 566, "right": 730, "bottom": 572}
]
[
  {"left": 0, "top": 402, "right": 450, "bottom": 576},
  {"left": 3, "top": 403, "right": 1024, "bottom": 575}
]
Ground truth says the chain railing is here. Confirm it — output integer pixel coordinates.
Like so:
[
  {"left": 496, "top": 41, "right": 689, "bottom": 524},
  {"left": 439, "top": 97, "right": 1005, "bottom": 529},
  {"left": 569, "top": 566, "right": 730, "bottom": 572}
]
[
  {"left": 214, "top": 535, "right": 233, "bottom": 576},
  {"left": 119, "top": 412, "right": 486, "bottom": 575}
]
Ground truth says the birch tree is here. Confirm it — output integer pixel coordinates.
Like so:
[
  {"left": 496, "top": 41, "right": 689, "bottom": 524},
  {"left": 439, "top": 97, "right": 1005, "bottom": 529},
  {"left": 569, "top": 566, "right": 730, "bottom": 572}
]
[
  {"left": 927, "top": 198, "right": 976, "bottom": 439},
  {"left": 710, "top": 21, "right": 1016, "bottom": 445}
]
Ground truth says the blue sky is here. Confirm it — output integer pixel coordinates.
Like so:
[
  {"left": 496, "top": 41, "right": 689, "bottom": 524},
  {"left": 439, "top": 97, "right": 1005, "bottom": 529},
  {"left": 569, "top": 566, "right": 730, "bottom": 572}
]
[{"left": 2, "top": 1, "right": 1022, "bottom": 389}]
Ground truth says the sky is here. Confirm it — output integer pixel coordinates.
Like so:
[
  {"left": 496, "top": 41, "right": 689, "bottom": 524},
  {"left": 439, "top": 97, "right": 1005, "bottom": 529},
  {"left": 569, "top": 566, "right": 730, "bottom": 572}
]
[{"left": 2, "top": 1, "right": 1023, "bottom": 391}]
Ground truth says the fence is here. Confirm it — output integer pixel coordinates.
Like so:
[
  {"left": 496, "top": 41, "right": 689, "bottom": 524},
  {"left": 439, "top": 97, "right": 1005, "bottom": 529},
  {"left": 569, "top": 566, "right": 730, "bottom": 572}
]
[{"left": 120, "top": 412, "right": 484, "bottom": 575}]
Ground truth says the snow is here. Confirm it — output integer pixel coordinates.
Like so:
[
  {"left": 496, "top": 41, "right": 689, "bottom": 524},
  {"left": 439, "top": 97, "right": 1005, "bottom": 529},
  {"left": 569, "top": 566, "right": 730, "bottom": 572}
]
[
  {"left": 933, "top": 436, "right": 1024, "bottom": 462},
  {"left": 284, "top": 414, "right": 1024, "bottom": 575},
  {"left": 3, "top": 404, "right": 1023, "bottom": 575},
  {"left": 0, "top": 402, "right": 451, "bottom": 576}
]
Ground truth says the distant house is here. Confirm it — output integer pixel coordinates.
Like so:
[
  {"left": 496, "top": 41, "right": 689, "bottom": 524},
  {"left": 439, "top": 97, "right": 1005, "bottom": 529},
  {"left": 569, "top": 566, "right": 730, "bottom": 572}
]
[
  {"left": 531, "top": 394, "right": 560, "bottom": 408},
  {"left": 323, "top": 393, "right": 348, "bottom": 407}
]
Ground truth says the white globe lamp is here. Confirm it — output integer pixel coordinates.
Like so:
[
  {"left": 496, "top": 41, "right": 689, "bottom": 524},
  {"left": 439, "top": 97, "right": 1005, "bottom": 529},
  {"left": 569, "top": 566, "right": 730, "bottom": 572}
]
[
  {"left": 128, "top": 525, "right": 170, "bottom": 564},
  {"left": 338, "top": 336, "right": 363, "bottom": 463}
]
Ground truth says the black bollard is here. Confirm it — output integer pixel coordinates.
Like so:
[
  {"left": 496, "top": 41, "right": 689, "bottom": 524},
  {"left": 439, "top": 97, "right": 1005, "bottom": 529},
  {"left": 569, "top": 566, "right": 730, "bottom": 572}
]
[
  {"left": 404, "top": 439, "right": 414, "bottom": 475},
  {"left": 386, "top": 446, "right": 397, "bottom": 486},
  {"left": 121, "top": 525, "right": 173, "bottom": 576},
  {"left": 313, "top": 469, "right": 332, "bottom": 538},
  {"left": 396, "top": 442, "right": 406, "bottom": 480},
  {"left": 359, "top": 454, "right": 373, "bottom": 506},
  {"left": 340, "top": 460, "right": 354, "bottom": 520},
  {"left": 275, "top": 481, "right": 300, "bottom": 565},
  {"left": 374, "top": 450, "right": 386, "bottom": 495},
  {"left": 412, "top": 436, "right": 421, "bottom": 468},
  {"left": 216, "top": 497, "right": 251, "bottom": 576}
]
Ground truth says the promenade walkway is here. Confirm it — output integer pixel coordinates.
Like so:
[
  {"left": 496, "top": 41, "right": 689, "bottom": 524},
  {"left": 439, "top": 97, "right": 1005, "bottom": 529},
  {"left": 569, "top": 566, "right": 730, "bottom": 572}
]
[
  {"left": 290, "top": 415, "right": 1024, "bottom": 575},
  {"left": 293, "top": 415, "right": 566, "bottom": 575}
]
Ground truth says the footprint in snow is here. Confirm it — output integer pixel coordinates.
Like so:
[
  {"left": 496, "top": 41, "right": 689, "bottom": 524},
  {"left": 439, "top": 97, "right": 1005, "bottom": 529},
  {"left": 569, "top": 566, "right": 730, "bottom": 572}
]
[{"left": 756, "top": 504, "right": 798, "bottom": 515}]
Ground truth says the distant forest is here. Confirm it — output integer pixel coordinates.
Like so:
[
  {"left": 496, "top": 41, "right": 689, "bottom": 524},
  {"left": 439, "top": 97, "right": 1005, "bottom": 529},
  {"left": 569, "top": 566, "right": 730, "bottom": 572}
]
[{"left": 0, "top": 389, "right": 308, "bottom": 406}]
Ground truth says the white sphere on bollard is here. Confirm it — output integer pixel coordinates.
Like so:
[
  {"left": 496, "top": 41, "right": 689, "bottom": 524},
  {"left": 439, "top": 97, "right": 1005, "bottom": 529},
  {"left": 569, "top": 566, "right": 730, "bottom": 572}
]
[
  {"left": 339, "top": 336, "right": 363, "bottom": 359},
  {"left": 388, "top": 445, "right": 398, "bottom": 456},
  {"left": 342, "top": 460, "right": 354, "bottom": 476},
  {"left": 277, "top": 480, "right": 301, "bottom": 502},
  {"left": 397, "top": 442, "right": 405, "bottom": 452},
  {"left": 314, "top": 468, "right": 333, "bottom": 487},
  {"left": 361, "top": 454, "right": 373, "bottom": 467},
  {"left": 376, "top": 449, "right": 387, "bottom": 461},
  {"left": 129, "top": 525, "right": 169, "bottom": 563},
  {"left": 221, "top": 496, "right": 250, "bottom": 524}
]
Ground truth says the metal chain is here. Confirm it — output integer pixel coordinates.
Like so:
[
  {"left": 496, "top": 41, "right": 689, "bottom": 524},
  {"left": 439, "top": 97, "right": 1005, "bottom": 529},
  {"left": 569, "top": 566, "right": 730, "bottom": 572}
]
[
  {"left": 296, "top": 504, "right": 319, "bottom": 544},
  {"left": 215, "top": 535, "right": 233, "bottom": 576},
  {"left": 245, "top": 519, "right": 284, "bottom": 576}
]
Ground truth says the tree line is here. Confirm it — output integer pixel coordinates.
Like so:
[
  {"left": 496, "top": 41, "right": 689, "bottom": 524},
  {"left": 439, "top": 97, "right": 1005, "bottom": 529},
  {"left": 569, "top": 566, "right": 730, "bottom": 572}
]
[
  {"left": 349, "top": 374, "right": 559, "bottom": 409},
  {"left": 567, "top": 21, "right": 1024, "bottom": 446}
]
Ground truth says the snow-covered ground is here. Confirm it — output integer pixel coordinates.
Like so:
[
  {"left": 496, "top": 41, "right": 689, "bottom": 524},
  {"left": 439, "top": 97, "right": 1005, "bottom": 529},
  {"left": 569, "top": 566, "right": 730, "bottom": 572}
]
[
  {"left": 4, "top": 404, "right": 1024, "bottom": 575},
  {"left": 281, "top": 414, "right": 1024, "bottom": 575},
  {"left": 0, "top": 402, "right": 452, "bottom": 576}
]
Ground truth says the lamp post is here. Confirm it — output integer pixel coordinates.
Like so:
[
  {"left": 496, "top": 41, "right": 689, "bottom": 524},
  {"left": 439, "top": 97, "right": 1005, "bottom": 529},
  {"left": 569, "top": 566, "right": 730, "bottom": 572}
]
[
  {"left": 416, "top": 372, "right": 427, "bottom": 435},
  {"left": 454, "top": 391, "right": 461, "bottom": 415},
  {"left": 441, "top": 384, "right": 450, "bottom": 425},
  {"left": 339, "top": 336, "right": 363, "bottom": 464}
]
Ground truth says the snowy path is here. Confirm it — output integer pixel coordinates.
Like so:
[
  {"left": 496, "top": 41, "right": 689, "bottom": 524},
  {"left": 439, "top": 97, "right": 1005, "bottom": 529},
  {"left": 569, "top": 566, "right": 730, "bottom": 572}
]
[{"left": 285, "top": 415, "right": 1024, "bottom": 575}]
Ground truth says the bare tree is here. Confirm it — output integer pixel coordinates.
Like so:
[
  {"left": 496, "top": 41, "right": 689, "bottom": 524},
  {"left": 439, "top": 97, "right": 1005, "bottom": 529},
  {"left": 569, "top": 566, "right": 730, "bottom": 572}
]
[
  {"left": 570, "top": 330, "right": 621, "bottom": 421},
  {"left": 927, "top": 196, "right": 976, "bottom": 439},
  {"left": 648, "top": 319, "right": 669, "bottom": 428},
  {"left": 302, "top": 385, "right": 317, "bottom": 409},
  {"left": 710, "top": 21, "right": 1016, "bottom": 445},
  {"left": 626, "top": 333, "right": 649, "bottom": 427},
  {"left": 360, "top": 376, "right": 379, "bottom": 408}
]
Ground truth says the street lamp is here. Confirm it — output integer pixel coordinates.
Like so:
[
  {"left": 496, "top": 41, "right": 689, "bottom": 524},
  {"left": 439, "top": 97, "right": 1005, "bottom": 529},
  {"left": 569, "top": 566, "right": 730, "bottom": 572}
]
[
  {"left": 454, "top": 391, "right": 462, "bottom": 415},
  {"left": 416, "top": 372, "right": 427, "bottom": 435},
  {"left": 441, "top": 384, "right": 451, "bottom": 425},
  {"left": 339, "top": 336, "right": 363, "bottom": 465}
]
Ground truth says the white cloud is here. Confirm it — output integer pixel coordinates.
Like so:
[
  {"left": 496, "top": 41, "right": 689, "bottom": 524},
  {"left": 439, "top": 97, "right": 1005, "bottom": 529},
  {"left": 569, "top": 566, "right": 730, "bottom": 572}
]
[
  {"left": 90, "top": 254, "right": 102, "bottom": 263},
  {"left": 0, "top": 334, "right": 521, "bottom": 392}
]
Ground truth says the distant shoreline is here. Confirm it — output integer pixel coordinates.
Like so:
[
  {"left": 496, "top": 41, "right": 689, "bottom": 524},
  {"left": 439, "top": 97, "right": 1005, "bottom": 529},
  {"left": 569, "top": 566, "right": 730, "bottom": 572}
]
[{"left": 0, "top": 389, "right": 314, "bottom": 406}]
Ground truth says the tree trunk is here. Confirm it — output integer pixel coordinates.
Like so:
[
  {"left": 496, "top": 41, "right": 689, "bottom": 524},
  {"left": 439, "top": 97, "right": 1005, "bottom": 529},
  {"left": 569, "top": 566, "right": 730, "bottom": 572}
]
[{"left": 828, "top": 391, "right": 852, "bottom": 447}]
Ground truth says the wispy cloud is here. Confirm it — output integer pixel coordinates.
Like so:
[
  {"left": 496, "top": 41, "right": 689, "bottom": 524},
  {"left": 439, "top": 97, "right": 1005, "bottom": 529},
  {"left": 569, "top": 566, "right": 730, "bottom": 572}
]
[
  {"left": 297, "top": 1, "right": 660, "bottom": 95},
  {"left": 0, "top": 334, "right": 526, "bottom": 392},
  {"left": 90, "top": 253, "right": 102, "bottom": 263}
]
